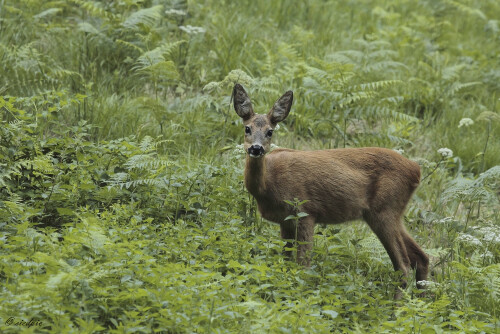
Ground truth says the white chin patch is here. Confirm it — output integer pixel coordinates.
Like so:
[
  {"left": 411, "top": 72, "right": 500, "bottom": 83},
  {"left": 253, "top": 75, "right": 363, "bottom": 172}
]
[{"left": 249, "top": 153, "right": 263, "bottom": 158}]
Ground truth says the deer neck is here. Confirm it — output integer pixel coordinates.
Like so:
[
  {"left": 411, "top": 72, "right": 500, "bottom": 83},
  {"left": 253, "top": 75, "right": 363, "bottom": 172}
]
[{"left": 244, "top": 155, "right": 267, "bottom": 198}]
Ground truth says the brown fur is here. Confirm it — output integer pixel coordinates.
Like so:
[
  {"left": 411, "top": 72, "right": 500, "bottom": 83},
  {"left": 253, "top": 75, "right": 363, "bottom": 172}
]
[{"left": 233, "top": 84, "right": 429, "bottom": 293}]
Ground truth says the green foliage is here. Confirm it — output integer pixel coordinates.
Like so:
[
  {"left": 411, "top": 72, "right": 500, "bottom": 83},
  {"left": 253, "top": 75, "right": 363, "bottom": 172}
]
[{"left": 1, "top": 0, "right": 500, "bottom": 332}]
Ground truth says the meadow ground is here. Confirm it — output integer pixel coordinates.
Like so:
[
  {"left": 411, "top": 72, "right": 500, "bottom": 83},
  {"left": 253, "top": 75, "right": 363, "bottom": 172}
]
[{"left": 1, "top": 0, "right": 499, "bottom": 332}]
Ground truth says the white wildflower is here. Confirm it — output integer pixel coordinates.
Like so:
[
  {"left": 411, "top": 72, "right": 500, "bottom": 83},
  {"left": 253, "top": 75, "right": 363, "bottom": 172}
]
[
  {"left": 437, "top": 148, "right": 453, "bottom": 159},
  {"left": 438, "top": 217, "right": 455, "bottom": 224},
  {"left": 393, "top": 148, "right": 404, "bottom": 155},
  {"left": 456, "top": 233, "right": 482, "bottom": 247},
  {"left": 179, "top": 25, "right": 206, "bottom": 34},
  {"left": 471, "top": 225, "right": 500, "bottom": 244},
  {"left": 480, "top": 251, "right": 493, "bottom": 260},
  {"left": 458, "top": 118, "right": 474, "bottom": 128},
  {"left": 234, "top": 144, "right": 245, "bottom": 155},
  {"left": 417, "top": 280, "right": 439, "bottom": 289},
  {"left": 274, "top": 124, "right": 280, "bottom": 131},
  {"left": 165, "top": 9, "right": 187, "bottom": 16},
  {"left": 270, "top": 144, "right": 279, "bottom": 151}
]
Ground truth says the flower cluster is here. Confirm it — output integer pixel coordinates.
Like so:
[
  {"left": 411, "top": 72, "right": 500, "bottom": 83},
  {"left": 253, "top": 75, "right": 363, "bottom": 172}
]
[
  {"left": 417, "top": 280, "right": 440, "bottom": 289},
  {"left": 470, "top": 225, "right": 500, "bottom": 244},
  {"left": 393, "top": 148, "right": 404, "bottom": 155},
  {"left": 179, "top": 25, "right": 206, "bottom": 34},
  {"left": 234, "top": 144, "right": 245, "bottom": 155},
  {"left": 456, "top": 233, "right": 482, "bottom": 247},
  {"left": 458, "top": 117, "right": 474, "bottom": 128},
  {"left": 438, "top": 217, "right": 455, "bottom": 224},
  {"left": 437, "top": 148, "right": 453, "bottom": 159},
  {"left": 165, "top": 9, "right": 187, "bottom": 16}
]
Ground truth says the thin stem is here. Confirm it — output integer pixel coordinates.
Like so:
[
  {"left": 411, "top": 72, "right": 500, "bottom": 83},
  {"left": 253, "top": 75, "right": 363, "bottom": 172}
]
[
  {"left": 480, "top": 121, "right": 490, "bottom": 174},
  {"left": 343, "top": 117, "right": 347, "bottom": 148},
  {"left": 463, "top": 203, "right": 473, "bottom": 232},
  {"left": 421, "top": 158, "right": 444, "bottom": 183}
]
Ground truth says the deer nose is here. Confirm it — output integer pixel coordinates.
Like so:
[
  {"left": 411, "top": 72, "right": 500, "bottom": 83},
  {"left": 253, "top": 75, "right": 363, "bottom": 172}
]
[{"left": 248, "top": 145, "right": 265, "bottom": 157}]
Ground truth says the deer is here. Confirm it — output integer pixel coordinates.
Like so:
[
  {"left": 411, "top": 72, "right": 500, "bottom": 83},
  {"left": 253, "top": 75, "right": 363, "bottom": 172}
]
[{"left": 232, "top": 83, "right": 429, "bottom": 296}]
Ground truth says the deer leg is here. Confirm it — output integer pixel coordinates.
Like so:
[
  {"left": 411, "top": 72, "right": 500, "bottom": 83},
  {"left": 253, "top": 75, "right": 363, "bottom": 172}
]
[
  {"left": 280, "top": 221, "right": 296, "bottom": 260},
  {"left": 296, "top": 216, "right": 315, "bottom": 267},
  {"left": 401, "top": 230, "right": 429, "bottom": 289},
  {"left": 364, "top": 211, "right": 411, "bottom": 296}
]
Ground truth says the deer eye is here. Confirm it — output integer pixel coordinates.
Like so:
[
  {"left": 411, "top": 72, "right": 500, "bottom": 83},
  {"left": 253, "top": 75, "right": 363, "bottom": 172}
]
[
  {"left": 245, "top": 126, "right": 251, "bottom": 134},
  {"left": 266, "top": 129, "right": 273, "bottom": 137}
]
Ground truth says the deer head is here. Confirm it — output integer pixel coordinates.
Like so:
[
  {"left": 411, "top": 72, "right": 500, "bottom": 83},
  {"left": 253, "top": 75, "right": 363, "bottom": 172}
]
[{"left": 233, "top": 83, "right": 293, "bottom": 158}]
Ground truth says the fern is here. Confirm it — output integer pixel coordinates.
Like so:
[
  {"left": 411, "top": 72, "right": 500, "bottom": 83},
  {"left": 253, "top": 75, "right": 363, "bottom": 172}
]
[
  {"left": 203, "top": 69, "right": 255, "bottom": 93},
  {"left": 444, "top": 0, "right": 487, "bottom": 20},
  {"left": 351, "top": 80, "right": 402, "bottom": 92},
  {"left": 440, "top": 172, "right": 500, "bottom": 206},
  {"left": 124, "top": 155, "right": 176, "bottom": 171},
  {"left": 116, "top": 39, "right": 144, "bottom": 53},
  {"left": 122, "top": 5, "right": 163, "bottom": 29},
  {"left": 133, "top": 41, "right": 184, "bottom": 81},
  {"left": 33, "top": 8, "right": 62, "bottom": 20},
  {"left": 69, "top": 0, "right": 117, "bottom": 20},
  {"left": 354, "top": 106, "right": 418, "bottom": 122}
]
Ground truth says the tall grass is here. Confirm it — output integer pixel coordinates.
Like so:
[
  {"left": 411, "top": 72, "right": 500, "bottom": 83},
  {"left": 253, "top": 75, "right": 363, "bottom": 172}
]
[{"left": 1, "top": 0, "right": 499, "bottom": 332}]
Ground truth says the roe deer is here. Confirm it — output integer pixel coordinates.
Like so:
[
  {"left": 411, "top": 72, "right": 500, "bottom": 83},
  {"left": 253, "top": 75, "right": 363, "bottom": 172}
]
[{"left": 232, "top": 83, "right": 429, "bottom": 294}]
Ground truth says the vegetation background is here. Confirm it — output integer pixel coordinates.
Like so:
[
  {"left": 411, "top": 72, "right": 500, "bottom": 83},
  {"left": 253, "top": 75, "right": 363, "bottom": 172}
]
[{"left": 1, "top": 0, "right": 499, "bottom": 332}]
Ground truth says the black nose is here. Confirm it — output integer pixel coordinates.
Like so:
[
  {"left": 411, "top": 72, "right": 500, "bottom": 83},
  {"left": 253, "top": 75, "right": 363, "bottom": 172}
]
[{"left": 248, "top": 145, "right": 265, "bottom": 156}]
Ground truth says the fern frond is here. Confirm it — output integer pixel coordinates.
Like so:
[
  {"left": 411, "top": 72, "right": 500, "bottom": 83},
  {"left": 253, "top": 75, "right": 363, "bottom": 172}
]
[
  {"left": 203, "top": 69, "right": 254, "bottom": 93},
  {"left": 33, "top": 8, "right": 62, "bottom": 20},
  {"left": 124, "top": 154, "right": 176, "bottom": 171},
  {"left": 477, "top": 166, "right": 500, "bottom": 188},
  {"left": 444, "top": 0, "right": 486, "bottom": 20},
  {"left": 338, "top": 91, "right": 373, "bottom": 108},
  {"left": 441, "top": 64, "right": 466, "bottom": 81},
  {"left": 364, "top": 61, "right": 409, "bottom": 73},
  {"left": 327, "top": 50, "right": 363, "bottom": 63},
  {"left": 122, "top": 177, "right": 167, "bottom": 189},
  {"left": 440, "top": 177, "right": 498, "bottom": 205},
  {"left": 351, "top": 80, "right": 402, "bottom": 91},
  {"left": 446, "top": 81, "right": 481, "bottom": 97},
  {"left": 277, "top": 42, "right": 300, "bottom": 61},
  {"left": 122, "top": 5, "right": 163, "bottom": 29},
  {"left": 116, "top": 39, "right": 144, "bottom": 53},
  {"left": 368, "top": 49, "right": 399, "bottom": 60},
  {"left": 78, "top": 22, "right": 100, "bottom": 35},
  {"left": 70, "top": 0, "right": 117, "bottom": 20},
  {"left": 133, "top": 41, "right": 183, "bottom": 79},
  {"left": 354, "top": 106, "right": 418, "bottom": 122}
]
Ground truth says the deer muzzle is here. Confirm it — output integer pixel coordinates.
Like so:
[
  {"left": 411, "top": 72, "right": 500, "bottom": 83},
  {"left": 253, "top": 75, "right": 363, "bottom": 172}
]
[{"left": 248, "top": 144, "right": 265, "bottom": 158}]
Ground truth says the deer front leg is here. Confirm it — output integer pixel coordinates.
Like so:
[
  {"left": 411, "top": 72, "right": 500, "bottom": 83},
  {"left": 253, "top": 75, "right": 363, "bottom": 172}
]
[
  {"left": 296, "top": 216, "right": 315, "bottom": 267},
  {"left": 280, "top": 216, "right": 315, "bottom": 266},
  {"left": 280, "top": 221, "right": 296, "bottom": 261}
]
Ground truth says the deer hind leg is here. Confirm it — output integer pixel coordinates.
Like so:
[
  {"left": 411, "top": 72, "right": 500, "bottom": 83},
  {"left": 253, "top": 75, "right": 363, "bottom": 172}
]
[
  {"left": 401, "top": 230, "right": 429, "bottom": 288},
  {"left": 364, "top": 211, "right": 412, "bottom": 293},
  {"left": 280, "top": 216, "right": 315, "bottom": 266}
]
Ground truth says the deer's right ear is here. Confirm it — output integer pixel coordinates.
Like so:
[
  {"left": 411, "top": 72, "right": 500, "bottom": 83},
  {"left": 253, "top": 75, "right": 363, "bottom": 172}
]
[
  {"left": 269, "top": 90, "right": 293, "bottom": 125},
  {"left": 233, "top": 84, "right": 254, "bottom": 121}
]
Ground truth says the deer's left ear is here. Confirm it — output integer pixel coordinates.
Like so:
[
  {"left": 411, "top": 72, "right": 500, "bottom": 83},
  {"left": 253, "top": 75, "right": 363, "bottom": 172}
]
[
  {"left": 233, "top": 84, "right": 255, "bottom": 121},
  {"left": 269, "top": 90, "right": 293, "bottom": 124}
]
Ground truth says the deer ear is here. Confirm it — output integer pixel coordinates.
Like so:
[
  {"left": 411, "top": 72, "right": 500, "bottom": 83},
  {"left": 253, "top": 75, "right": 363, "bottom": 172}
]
[
  {"left": 233, "top": 84, "right": 254, "bottom": 121},
  {"left": 269, "top": 90, "right": 293, "bottom": 124}
]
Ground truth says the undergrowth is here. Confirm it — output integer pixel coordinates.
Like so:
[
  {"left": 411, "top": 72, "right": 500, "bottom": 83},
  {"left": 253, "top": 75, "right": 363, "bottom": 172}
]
[{"left": 1, "top": 0, "right": 499, "bottom": 332}]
